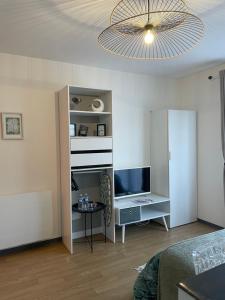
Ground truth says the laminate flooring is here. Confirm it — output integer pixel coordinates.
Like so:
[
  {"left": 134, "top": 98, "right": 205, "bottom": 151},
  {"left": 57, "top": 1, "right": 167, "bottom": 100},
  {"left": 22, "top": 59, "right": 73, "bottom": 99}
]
[{"left": 0, "top": 221, "right": 218, "bottom": 300}]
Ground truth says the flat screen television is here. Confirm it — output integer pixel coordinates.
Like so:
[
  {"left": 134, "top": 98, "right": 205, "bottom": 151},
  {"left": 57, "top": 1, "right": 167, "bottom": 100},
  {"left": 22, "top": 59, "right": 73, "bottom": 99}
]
[{"left": 114, "top": 167, "right": 151, "bottom": 198}]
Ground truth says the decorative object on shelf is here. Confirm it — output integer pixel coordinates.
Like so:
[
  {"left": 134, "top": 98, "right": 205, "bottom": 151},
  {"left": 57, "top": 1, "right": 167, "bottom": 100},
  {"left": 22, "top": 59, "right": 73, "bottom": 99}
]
[
  {"left": 69, "top": 123, "right": 76, "bottom": 137},
  {"left": 98, "top": 0, "right": 204, "bottom": 60},
  {"left": 70, "top": 96, "right": 82, "bottom": 110},
  {"left": 91, "top": 98, "right": 104, "bottom": 112},
  {"left": 1, "top": 112, "right": 23, "bottom": 140},
  {"left": 97, "top": 123, "right": 106, "bottom": 136},
  {"left": 100, "top": 173, "right": 112, "bottom": 226},
  {"left": 79, "top": 124, "right": 88, "bottom": 136}
]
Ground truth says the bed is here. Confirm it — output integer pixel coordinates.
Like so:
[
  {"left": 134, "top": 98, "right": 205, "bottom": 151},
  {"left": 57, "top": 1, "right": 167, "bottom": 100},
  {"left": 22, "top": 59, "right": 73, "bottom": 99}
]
[{"left": 133, "top": 229, "right": 225, "bottom": 300}]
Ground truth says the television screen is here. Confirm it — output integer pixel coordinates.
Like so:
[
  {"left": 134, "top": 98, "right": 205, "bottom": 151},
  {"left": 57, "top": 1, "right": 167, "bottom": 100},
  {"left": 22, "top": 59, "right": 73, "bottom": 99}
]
[{"left": 114, "top": 167, "right": 150, "bottom": 198}]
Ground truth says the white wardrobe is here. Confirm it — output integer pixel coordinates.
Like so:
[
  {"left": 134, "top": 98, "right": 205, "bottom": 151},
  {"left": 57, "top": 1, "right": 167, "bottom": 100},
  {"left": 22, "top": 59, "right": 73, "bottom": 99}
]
[{"left": 150, "top": 110, "right": 197, "bottom": 228}]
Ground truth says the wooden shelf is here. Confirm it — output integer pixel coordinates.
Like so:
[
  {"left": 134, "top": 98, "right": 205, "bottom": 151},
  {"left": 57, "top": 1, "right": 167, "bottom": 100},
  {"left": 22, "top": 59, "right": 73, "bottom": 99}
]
[{"left": 70, "top": 110, "right": 112, "bottom": 117}]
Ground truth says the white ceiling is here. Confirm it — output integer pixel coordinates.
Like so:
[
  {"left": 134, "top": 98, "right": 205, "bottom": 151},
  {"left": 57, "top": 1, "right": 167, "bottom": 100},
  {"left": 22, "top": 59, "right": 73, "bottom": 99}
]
[{"left": 0, "top": 0, "right": 225, "bottom": 78}]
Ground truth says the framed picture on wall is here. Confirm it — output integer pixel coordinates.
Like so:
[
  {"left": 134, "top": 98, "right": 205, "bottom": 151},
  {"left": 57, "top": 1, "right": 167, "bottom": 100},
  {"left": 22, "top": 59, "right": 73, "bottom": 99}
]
[{"left": 1, "top": 113, "right": 23, "bottom": 140}]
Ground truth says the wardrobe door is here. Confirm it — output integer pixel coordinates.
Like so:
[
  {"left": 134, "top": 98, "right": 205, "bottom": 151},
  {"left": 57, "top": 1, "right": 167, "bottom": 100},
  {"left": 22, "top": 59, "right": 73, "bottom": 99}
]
[
  {"left": 168, "top": 110, "right": 197, "bottom": 227},
  {"left": 150, "top": 110, "right": 169, "bottom": 197}
]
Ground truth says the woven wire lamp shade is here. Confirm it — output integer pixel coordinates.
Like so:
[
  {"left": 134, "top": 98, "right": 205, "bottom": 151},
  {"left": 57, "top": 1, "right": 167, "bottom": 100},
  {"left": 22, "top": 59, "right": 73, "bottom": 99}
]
[{"left": 98, "top": 0, "right": 204, "bottom": 59}]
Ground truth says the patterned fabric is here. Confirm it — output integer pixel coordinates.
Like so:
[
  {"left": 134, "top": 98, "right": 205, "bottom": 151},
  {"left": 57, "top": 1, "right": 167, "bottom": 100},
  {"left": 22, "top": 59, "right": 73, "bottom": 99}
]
[
  {"left": 133, "top": 252, "right": 161, "bottom": 300},
  {"left": 100, "top": 174, "right": 112, "bottom": 226},
  {"left": 159, "top": 230, "right": 225, "bottom": 300},
  {"left": 133, "top": 230, "right": 225, "bottom": 300}
]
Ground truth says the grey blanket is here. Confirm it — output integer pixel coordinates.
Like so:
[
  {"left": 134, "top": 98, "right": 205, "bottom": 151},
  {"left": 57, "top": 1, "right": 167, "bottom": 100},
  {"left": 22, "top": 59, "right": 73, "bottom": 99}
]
[{"left": 134, "top": 229, "right": 225, "bottom": 300}]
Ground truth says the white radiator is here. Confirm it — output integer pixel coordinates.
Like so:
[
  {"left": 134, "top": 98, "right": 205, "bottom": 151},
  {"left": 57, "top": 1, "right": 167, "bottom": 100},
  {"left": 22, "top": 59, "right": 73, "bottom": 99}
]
[{"left": 0, "top": 191, "right": 53, "bottom": 250}]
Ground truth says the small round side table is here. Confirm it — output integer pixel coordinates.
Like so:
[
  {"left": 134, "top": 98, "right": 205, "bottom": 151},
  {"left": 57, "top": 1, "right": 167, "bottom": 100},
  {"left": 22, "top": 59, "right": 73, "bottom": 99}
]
[{"left": 72, "top": 202, "right": 107, "bottom": 252}]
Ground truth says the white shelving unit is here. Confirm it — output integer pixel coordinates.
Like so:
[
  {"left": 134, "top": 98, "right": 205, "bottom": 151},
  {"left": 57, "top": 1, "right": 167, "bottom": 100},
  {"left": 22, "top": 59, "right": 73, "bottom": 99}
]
[
  {"left": 58, "top": 85, "right": 115, "bottom": 254},
  {"left": 115, "top": 194, "right": 170, "bottom": 243}
]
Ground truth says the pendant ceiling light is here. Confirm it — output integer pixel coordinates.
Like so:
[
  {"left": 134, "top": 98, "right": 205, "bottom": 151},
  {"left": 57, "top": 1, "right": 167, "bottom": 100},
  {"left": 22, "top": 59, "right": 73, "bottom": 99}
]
[{"left": 98, "top": 0, "right": 204, "bottom": 60}]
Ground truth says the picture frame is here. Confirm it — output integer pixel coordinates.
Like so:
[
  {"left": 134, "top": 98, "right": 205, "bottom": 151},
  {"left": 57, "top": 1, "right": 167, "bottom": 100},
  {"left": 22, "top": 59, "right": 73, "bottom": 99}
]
[
  {"left": 1, "top": 113, "right": 23, "bottom": 140},
  {"left": 97, "top": 123, "right": 106, "bottom": 136},
  {"left": 79, "top": 124, "right": 89, "bottom": 136},
  {"left": 69, "top": 123, "right": 76, "bottom": 137}
]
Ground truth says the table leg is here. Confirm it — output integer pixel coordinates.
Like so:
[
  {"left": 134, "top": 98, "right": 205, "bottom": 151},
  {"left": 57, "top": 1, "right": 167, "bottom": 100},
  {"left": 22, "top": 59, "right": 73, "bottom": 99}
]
[
  {"left": 162, "top": 216, "right": 169, "bottom": 232},
  {"left": 84, "top": 213, "right": 87, "bottom": 238},
  {"left": 91, "top": 213, "right": 93, "bottom": 252},
  {"left": 122, "top": 225, "right": 125, "bottom": 244}
]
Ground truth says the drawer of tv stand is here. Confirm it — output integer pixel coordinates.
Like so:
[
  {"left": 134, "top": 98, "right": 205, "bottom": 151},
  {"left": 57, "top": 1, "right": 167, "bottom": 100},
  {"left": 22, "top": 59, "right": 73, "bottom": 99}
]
[{"left": 116, "top": 207, "right": 141, "bottom": 225}]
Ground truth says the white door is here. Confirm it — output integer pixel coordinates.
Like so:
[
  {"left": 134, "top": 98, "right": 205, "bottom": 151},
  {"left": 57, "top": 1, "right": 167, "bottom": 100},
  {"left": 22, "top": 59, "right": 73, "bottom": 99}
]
[{"left": 168, "top": 110, "right": 197, "bottom": 227}]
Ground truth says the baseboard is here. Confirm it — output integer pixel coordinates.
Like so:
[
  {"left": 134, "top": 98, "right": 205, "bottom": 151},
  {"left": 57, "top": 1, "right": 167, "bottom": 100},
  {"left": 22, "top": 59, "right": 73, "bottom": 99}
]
[
  {"left": 1, "top": 228, "right": 105, "bottom": 254},
  {"left": 0, "top": 237, "right": 62, "bottom": 256},
  {"left": 198, "top": 218, "right": 224, "bottom": 229},
  {"left": 72, "top": 227, "right": 103, "bottom": 240}
]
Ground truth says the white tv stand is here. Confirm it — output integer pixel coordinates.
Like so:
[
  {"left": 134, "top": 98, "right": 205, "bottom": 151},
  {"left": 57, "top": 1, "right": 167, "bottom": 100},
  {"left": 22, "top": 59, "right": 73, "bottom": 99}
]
[{"left": 114, "top": 194, "right": 170, "bottom": 243}]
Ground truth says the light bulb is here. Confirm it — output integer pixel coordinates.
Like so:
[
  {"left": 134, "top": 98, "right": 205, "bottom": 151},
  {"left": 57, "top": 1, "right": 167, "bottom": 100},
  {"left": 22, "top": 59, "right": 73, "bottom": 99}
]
[{"left": 144, "top": 29, "right": 155, "bottom": 44}]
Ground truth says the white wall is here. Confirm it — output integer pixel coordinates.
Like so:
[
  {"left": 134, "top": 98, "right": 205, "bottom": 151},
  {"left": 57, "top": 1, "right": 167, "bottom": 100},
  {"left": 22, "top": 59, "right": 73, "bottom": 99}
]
[
  {"left": 177, "top": 64, "right": 225, "bottom": 228},
  {"left": 0, "top": 53, "right": 178, "bottom": 242}
]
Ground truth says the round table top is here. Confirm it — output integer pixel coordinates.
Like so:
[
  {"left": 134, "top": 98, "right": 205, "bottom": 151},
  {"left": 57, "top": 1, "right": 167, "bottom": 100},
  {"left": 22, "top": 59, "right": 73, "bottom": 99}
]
[{"left": 72, "top": 202, "right": 106, "bottom": 214}]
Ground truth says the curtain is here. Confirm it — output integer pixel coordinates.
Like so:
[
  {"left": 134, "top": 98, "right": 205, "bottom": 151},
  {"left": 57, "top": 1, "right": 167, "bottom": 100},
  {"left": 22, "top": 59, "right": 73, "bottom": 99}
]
[{"left": 220, "top": 70, "right": 225, "bottom": 205}]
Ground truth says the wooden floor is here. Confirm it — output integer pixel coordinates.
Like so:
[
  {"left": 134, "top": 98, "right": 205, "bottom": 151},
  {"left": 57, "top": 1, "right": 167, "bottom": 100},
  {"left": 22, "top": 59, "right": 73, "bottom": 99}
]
[{"left": 0, "top": 221, "right": 218, "bottom": 300}]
